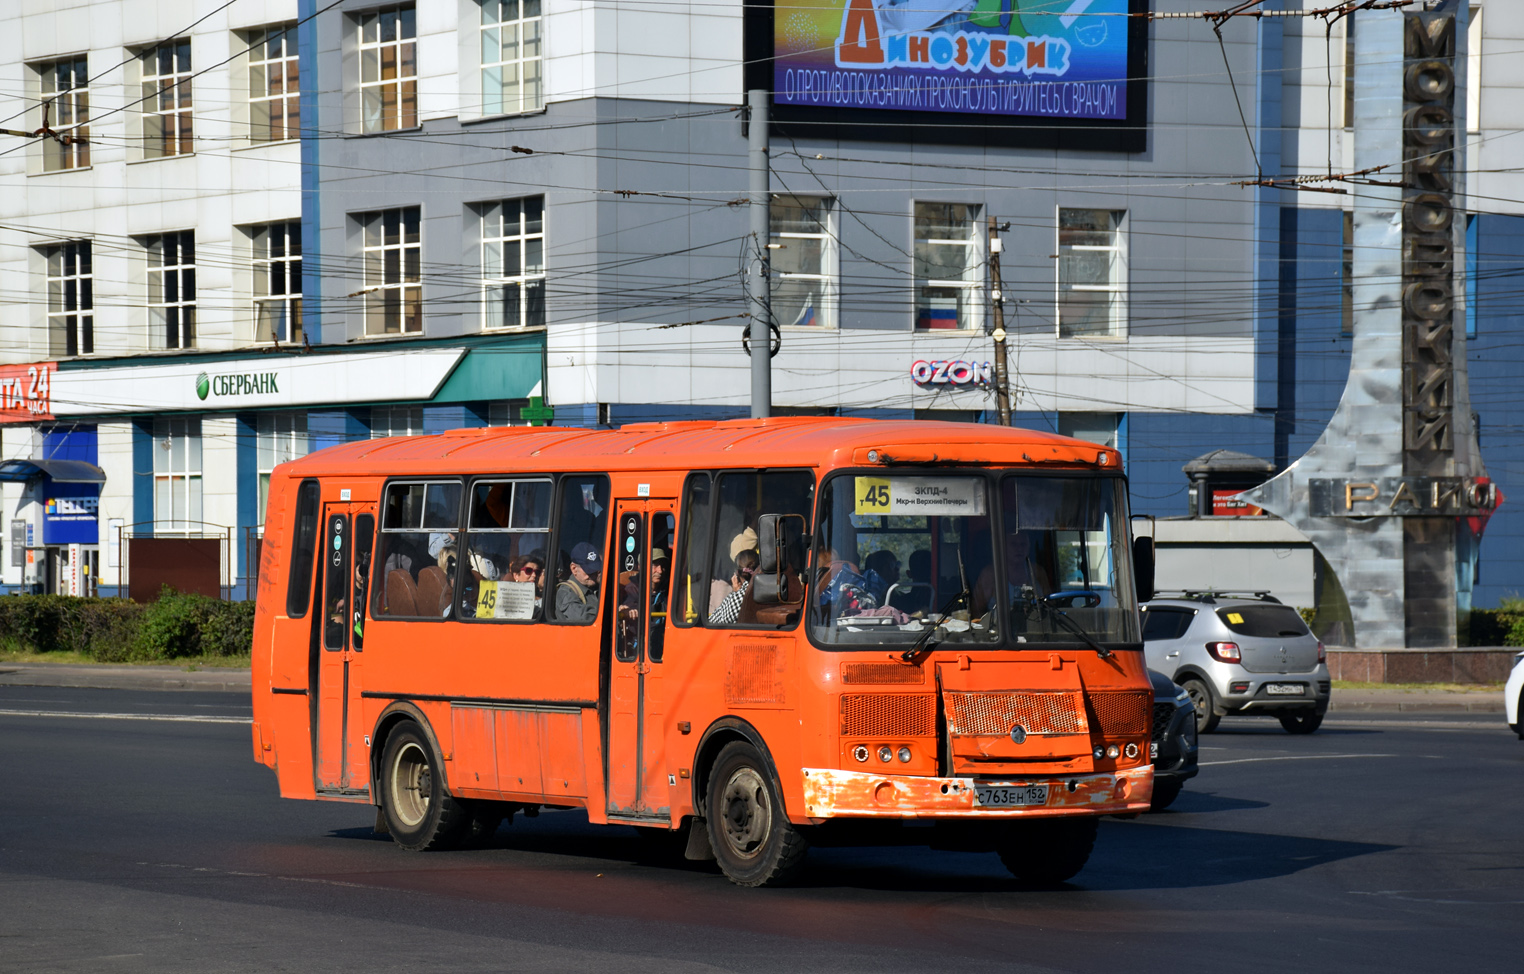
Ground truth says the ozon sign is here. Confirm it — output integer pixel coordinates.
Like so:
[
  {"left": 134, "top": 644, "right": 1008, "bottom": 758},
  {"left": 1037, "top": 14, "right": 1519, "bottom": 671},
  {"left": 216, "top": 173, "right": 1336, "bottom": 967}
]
[
  {"left": 0, "top": 362, "right": 55, "bottom": 424},
  {"left": 910, "top": 359, "right": 992, "bottom": 388}
]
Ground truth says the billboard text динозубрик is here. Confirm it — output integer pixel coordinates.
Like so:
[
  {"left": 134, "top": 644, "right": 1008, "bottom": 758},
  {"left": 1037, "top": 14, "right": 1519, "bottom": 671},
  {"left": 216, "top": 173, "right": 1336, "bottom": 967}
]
[{"left": 774, "top": 0, "right": 1130, "bottom": 120}]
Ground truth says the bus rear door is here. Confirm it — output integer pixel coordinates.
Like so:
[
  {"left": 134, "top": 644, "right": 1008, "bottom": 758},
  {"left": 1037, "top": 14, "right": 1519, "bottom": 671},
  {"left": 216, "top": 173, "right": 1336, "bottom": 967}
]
[
  {"left": 314, "top": 503, "right": 375, "bottom": 795},
  {"left": 606, "top": 500, "right": 676, "bottom": 822}
]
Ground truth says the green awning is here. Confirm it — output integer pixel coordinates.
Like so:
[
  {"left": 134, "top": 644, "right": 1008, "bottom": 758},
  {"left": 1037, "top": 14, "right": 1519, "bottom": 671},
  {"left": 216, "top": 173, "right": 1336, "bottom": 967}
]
[{"left": 432, "top": 343, "right": 543, "bottom": 404}]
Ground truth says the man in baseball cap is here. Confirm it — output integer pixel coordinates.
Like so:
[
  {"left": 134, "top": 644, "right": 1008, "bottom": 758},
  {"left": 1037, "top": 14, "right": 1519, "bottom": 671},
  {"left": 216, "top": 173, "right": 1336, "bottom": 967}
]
[{"left": 557, "top": 542, "right": 603, "bottom": 622}]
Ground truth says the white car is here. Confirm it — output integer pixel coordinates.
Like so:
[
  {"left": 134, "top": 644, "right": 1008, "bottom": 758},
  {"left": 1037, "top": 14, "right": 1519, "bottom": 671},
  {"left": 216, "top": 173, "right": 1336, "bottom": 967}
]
[{"left": 1508, "top": 652, "right": 1524, "bottom": 739}]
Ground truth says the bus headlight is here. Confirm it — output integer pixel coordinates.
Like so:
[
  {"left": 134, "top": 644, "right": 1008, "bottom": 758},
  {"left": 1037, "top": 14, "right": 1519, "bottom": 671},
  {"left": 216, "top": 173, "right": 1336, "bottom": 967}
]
[
  {"left": 1104, "top": 744, "right": 1120, "bottom": 759},
  {"left": 897, "top": 747, "right": 912, "bottom": 763},
  {"left": 853, "top": 745, "right": 869, "bottom": 763},
  {"left": 878, "top": 746, "right": 893, "bottom": 763}
]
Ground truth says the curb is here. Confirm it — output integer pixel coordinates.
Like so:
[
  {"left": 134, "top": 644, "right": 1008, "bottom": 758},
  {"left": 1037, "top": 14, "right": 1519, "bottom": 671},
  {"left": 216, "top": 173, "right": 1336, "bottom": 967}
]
[{"left": 0, "top": 664, "right": 252, "bottom": 693}]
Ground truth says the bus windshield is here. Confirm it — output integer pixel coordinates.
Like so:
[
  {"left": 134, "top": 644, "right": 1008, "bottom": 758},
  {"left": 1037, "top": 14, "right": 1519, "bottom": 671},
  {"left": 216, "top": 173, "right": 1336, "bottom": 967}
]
[{"left": 810, "top": 472, "right": 1138, "bottom": 647}]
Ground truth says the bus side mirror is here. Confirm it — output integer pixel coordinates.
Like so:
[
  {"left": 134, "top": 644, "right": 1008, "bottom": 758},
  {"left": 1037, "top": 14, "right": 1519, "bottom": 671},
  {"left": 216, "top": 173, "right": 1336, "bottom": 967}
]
[
  {"left": 1133, "top": 536, "right": 1155, "bottom": 603},
  {"left": 752, "top": 513, "right": 805, "bottom": 605}
]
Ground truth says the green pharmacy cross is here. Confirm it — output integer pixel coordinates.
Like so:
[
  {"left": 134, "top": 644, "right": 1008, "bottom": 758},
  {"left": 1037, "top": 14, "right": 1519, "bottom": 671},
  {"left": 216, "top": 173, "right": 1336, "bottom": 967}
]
[{"left": 520, "top": 395, "right": 554, "bottom": 427}]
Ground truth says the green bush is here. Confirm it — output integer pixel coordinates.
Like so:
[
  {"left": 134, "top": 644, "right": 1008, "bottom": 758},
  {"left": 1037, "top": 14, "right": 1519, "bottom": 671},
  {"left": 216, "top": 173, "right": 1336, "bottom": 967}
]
[
  {"left": 0, "top": 590, "right": 254, "bottom": 661},
  {"left": 1468, "top": 598, "right": 1524, "bottom": 647}
]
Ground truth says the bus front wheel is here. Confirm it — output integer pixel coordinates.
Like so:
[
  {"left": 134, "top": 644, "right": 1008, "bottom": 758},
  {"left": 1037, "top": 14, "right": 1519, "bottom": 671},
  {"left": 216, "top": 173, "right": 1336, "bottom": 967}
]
[
  {"left": 380, "top": 721, "right": 469, "bottom": 851},
  {"left": 997, "top": 816, "right": 1098, "bottom": 884},
  {"left": 705, "top": 741, "right": 808, "bottom": 887}
]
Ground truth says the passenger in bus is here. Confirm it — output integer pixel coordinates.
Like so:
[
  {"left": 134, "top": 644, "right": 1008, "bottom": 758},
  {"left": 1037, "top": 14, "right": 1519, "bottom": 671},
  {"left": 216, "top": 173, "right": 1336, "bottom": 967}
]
[
  {"left": 508, "top": 553, "right": 545, "bottom": 614},
  {"left": 649, "top": 549, "right": 670, "bottom": 616},
  {"left": 428, "top": 532, "right": 458, "bottom": 575},
  {"left": 972, "top": 530, "right": 1051, "bottom": 618},
  {"left": 890, "top": 549, "right": 934, "bottom": 616},
  {"left": 556, "top": 542, "right": 602, "bottom": 623},
  {"left": 862, "top": 549, "right": 900, "bottom": 606},
  {"left": 816, "top": 547, "right": 909, "bottom": 625},
  {"left": 709, "top": 549, "right": 758, "bottom": 625}
]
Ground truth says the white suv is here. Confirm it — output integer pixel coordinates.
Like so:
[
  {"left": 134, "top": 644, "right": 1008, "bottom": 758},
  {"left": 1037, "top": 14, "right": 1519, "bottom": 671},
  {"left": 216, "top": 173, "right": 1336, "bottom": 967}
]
[
  {"left": 1507, "top": 652, "right": 1524, "bottom": 739},
  {"left": 1141, "top": 594, "right": 1330, "bottom": 734}
]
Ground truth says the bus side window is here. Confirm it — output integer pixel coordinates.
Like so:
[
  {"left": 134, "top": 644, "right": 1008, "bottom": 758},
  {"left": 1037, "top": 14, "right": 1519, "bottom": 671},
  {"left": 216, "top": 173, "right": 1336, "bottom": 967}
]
[
  {"left": 648, "top": 511, "right": 674, "bottom": 661},
  {"left": 550, "top": 475, "right": 609, "bottom": 625},
  {"left": 352, "top": 514, "right": 374, "bottom": 649},
  {"left": 706, "top": 470, "right": 814, "bottom": 629},
  {"left": 673, "top": 473, "right": 712, "bottom": 626},
  {"left": 285, "top": 479, "right": 321, "bottom": 618},
  {"left": 373, "top": 480, "right": 462, "bottom": 619},
  {"left": 461, "top": 479, "right": 551, "bottom": 622}
]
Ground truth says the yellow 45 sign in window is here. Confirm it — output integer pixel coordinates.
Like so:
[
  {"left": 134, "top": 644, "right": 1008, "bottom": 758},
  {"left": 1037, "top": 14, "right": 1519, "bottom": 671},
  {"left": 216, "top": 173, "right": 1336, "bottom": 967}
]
[{"left": 854, "top": 476, "right": 986, "bottom": 516}]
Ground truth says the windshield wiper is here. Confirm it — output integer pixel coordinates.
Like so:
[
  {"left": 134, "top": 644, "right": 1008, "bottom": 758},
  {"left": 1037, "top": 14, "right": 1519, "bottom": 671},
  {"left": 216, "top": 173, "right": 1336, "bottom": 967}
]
[
  {"left": 1025, "top": 587, "right": 1113, "bottom": 659},
  {"left": 900, "top": 585, "right": 969, "bottom": 663}
]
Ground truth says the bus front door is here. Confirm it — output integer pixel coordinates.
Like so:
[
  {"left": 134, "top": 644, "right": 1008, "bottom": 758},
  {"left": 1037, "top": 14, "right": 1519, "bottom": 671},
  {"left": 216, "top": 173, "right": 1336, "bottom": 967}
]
[
  {"left": 314, "top": 505, "right": 375, "bottom": 795},
  {"left": 605, "top": 501, "right": 676, "bottom": 822}
]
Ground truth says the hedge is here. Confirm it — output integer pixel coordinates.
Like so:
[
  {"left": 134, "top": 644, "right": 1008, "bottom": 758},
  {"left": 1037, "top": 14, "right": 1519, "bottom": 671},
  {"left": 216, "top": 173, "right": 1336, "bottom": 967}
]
[
  {"left": 0, "top": 591, "right": 254, "bottom": 662},
  {"left": 1469, "top": 599, "right": 1524, "bottom": 647}
]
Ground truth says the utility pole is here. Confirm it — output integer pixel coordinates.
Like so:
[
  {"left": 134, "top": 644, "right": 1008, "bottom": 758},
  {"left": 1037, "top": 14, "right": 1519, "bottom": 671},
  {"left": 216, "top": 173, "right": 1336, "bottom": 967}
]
[
  {"left": 747, "top": 88, "right": 772, "bottom": 419},
  {"left": 988, "top": 216, "right": 1012, "bottom": 426}
]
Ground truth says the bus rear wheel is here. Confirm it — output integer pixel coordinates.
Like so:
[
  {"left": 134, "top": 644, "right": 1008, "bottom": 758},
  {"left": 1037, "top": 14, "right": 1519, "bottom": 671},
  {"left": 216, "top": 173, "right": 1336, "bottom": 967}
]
[
  {"left": 997, "top": 816, "right": 1098, "bottom": 884},
  {"left": 705, "top": 741, "right": 808, "bottom": 887},
  {"left": 380, "top": 721, "right": 468, "bottom": 851}
]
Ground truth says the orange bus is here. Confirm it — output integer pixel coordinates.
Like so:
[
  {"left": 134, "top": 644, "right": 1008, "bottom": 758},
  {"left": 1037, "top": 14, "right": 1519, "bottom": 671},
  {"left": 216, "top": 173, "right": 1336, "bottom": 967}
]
[{"left": 251, "top": 418, "right": 1155, "bottom": 886}]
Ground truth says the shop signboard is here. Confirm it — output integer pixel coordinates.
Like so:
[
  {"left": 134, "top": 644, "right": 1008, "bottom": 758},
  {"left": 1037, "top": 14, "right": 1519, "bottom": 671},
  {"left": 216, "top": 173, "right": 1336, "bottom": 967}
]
[
  {"left": 41, "top": 348, "right": 467, "bottom": 418},
  {"left": 0, "top": 362, "right": 55, "bottom": 424},
  {"left": 43, "top": 491, "right": 99, "bottom": 545},
  {"left": 754, "top": 0, "right": 1148, "bottom": 150}
]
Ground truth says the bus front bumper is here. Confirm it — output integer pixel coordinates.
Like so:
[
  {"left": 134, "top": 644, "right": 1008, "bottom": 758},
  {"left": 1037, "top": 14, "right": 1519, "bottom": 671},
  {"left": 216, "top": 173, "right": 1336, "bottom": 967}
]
[{"left": 800, "top": 766, "right": 1152, "bottom": 820}]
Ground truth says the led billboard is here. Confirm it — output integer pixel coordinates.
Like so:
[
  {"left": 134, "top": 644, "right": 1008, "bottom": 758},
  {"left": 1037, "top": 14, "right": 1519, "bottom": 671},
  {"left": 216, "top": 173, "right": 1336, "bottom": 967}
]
[{"left": 748, "top": 0, "right": 1148, "bottom": 150}]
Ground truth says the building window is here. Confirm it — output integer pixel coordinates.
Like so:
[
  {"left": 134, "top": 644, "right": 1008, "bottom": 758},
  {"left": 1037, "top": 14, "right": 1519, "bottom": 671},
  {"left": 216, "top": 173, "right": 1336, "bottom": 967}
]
[
  {"left": 481, "top": 197, "right": 545, "bottom": 330},
  {"left": 1057, "top": 209, "right": 1126, "bottom": 339},
  {"left": 359, "top": 5, "right": 417, "bottom": 133},
  {"left": 480, "top": 0, "right": 544, "bottom": 116},
  {"left": 140, "top": 40, "right": 193, "bottom": 158},
  {"left": 486, "top": 401, "right": 527, "bottom": 426},
  {"left": 1057, "top": 412, "right": 1120, "bottom": 449},
  {"left": 913, "top": 203, "right": 982, "bottom": 331},
  {"left": 1342, "top": 210, "right": 1354, "bottom": 336},
  {"left": 371, "top": 405, "right": 425, "bottom": 438},
  {"left": 249, "top": 24, "right": 299, "bottom": 143},
  {"left": 43, "top": 241, "right": 93, "bottom": 356},
  {"left": 771, "top": 196, "right": 835, "bottom": 328},
  {"left": 253, "top": 221, "right": 303, "bottom": 343},
  {"left": 257, "top": 413, "right": 308, "bottom": 524},
  {"left": 1342, "top": 13, "right": 1356, "bottom": 129},
  {"left": 153, "top": 417, "right": 202, "bottom": 534},
  {"left": 1468, "top": 6, "right": 1481, "bottom": 134},
  {"left": 146, "top": 231, "right": 196, "bottom": 349},
  {"left": 38, "top": 58, "right": 90, "bottom": 170},
  {"left": 360, "top": 207, "right": 422, "bottom": 335}
]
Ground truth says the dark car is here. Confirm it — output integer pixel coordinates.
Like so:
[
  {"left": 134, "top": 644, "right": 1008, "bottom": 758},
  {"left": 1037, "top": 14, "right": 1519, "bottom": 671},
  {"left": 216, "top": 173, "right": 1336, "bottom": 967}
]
[{"left": 1149, "top": 667, "right": 1199, "bottom": 811}]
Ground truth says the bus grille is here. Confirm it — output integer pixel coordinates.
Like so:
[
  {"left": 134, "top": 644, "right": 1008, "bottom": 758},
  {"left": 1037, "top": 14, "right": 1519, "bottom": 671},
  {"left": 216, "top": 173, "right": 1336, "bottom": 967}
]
[
  {"left": 1088, "top": 691, "right": 1152, "bottom": 737},
  {"left": 944, "top": 691, "right": 1087, "bottom": 737},
  {"left": 839, "top": 694, "right": 936, "bottom": 737},
  {"left": 841, "top": 662, "right": 925, "bottom": 685}
]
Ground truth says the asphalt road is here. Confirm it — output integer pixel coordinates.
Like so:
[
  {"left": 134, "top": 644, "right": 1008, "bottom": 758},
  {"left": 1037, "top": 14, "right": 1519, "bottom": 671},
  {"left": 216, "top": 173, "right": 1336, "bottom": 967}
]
[{"left": 0, "top": 686, "right": 1520, "bottom": 973}]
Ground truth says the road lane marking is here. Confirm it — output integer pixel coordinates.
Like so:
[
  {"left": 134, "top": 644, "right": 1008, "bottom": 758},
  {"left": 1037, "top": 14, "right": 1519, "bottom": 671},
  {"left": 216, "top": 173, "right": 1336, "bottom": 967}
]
[
  {"left": 0, "top": 708, "right": 249, "bottom": 724},
  {"left": 1200, "top": 752, "right": 1395, "bottom": 767}
]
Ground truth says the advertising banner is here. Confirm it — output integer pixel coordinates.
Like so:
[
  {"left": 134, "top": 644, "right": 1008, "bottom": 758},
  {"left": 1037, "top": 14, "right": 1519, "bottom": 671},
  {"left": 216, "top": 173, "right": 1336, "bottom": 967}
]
[
  {"left": 759, "top": 0, "right": 1146, "bottom": 149},
  {"left": 0, "top": 362, "right": 55, "bottom": 424}
]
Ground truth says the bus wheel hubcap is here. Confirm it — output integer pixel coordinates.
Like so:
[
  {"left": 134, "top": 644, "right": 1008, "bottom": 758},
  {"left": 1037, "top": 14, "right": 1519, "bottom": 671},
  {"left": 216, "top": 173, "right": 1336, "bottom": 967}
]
[
  {"left": 392, "top": 742, "right": 431, "bottom": 828},
  {"left": 720, "top": 767, "right": 770, "bottom": 859}
]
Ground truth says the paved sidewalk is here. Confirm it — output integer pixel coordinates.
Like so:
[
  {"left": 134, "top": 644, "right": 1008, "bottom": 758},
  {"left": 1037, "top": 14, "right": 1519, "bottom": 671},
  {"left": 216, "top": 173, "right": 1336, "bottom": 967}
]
[
  {"left": 0, "top": 662, "right": 252, "bottom": 693},
  {"left": 0, "top": 662, "right": 1509, "bottom": 713}
]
